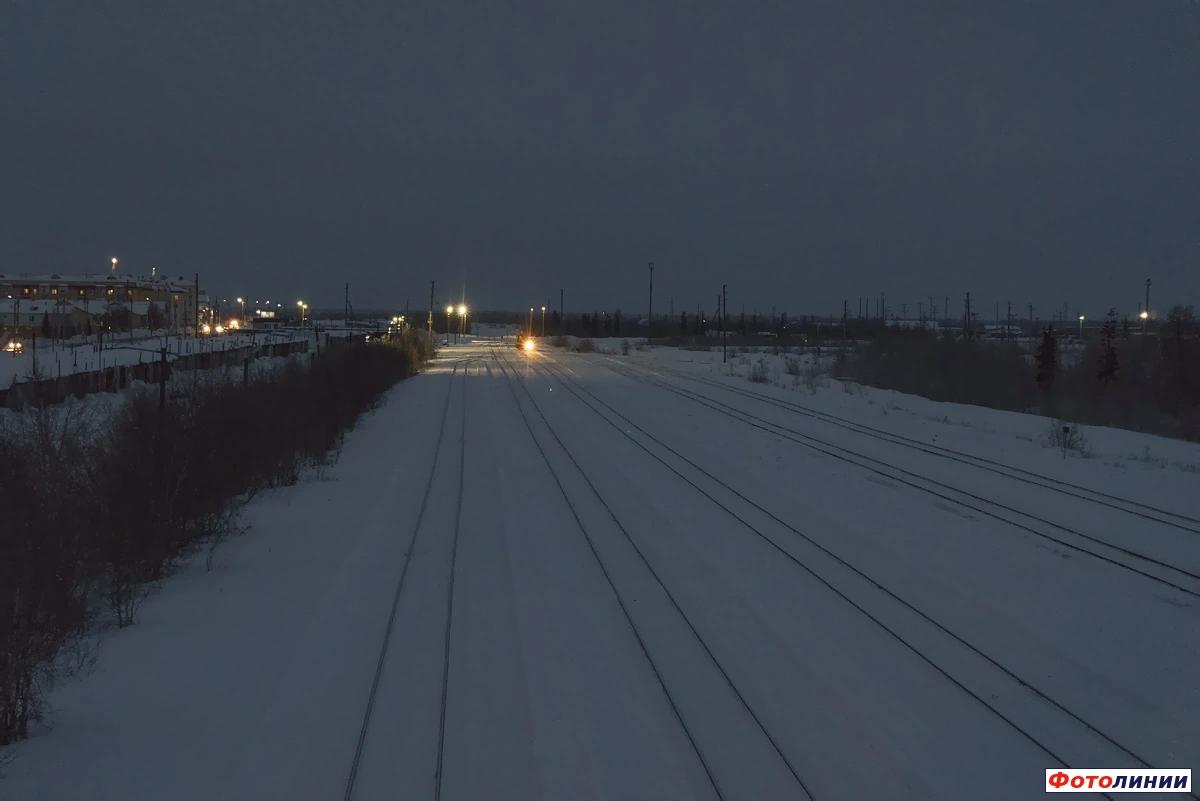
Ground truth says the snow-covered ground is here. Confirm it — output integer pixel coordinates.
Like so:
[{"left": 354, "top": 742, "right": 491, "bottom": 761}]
[{"left": 3, "top": 339, "right": 1197, "bottom": 800}]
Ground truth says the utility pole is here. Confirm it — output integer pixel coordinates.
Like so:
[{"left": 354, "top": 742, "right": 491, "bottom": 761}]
[
  {"left": 1145, "top": 277, "right": 1152, "bottom": 326},
  {"left": 428, "top": 280, "right": 435, "bottom": 342},
  {"left": 647, "top": 261, "right": 654, "bottom": 339},
  {"left": 722, "top": 284, "right": 728, "bottom": 363},
  {"left": 963, "top": 292, "right": 972, "bottom": 340}
]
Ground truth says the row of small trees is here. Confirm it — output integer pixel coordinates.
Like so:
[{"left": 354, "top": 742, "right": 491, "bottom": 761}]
[{"left": 0, "top": 329, "right": 431, "bottom": 745}]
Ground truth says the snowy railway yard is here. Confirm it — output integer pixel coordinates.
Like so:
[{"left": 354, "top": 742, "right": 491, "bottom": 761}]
[{"left": 4, "top": 339, "right": 1198, "bottom": 801}]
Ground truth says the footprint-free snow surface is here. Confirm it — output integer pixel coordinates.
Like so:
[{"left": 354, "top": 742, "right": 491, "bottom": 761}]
[{"left": 5, "top": 340, "right": 1198, "bottom": 801}]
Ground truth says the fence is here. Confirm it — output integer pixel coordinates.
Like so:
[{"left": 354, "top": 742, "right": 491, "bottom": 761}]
[{"left": 1, "top": 337, "right": 315, "bottom": 409}]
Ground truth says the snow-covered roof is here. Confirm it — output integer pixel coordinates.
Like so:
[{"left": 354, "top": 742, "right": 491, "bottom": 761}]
[{"left": 0, "top": 273, "right": 194, "bottom": 291}]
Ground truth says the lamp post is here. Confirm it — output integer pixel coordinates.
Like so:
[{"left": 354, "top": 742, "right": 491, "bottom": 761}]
[
  {"left": 445, "top": 305, "right": 454, "bottom": 343},
  {"left": 297, "top": 300, "right": 307, "bottom": 329},
  {"left": 541, "top": 306, "right": 546, "bottom": 337},
  {"left": 457, "top": 304, "right": 467, "bottom": 341},
  {"left": 237, "top": 297, "right": 245, "bottom": 325},
  {"left": 528, "top": 307, "right": 534, "bottom": 338},
  {"left": 1139, "top": 309, "right": 1149, "bottom": 332},
  {"left": 1144, "top": 278, "right": 1152, "bottom": 326},
  {"left": 111, "top": 257, "right": 118, "bottom": 274},
  {"left": 1078, "top": 314, "right": 1085, "bottom": 341}
]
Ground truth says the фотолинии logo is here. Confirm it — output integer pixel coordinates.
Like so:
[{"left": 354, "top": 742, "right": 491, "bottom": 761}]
[{"left": 1046, "top": 768, "right": 1191, "bottom": 793}]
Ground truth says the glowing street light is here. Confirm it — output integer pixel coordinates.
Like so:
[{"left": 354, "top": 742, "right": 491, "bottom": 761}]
[
  {"left": 540, "top": 305, "right": 546, "bottom": 337},
  {"left": 237, "top": 297, "right": 245, "bottom": 323},
  {"left": 110, "top": 257, "right": 118, "bottom": 273},
  {"left": 1078, "top": 314, "right": 1085, "bottom": 340},
  {"left": 297, "top": 300, "right": 308, "bottom": 328},
  {"left": 457, "top": 304, "right": 468, "bottom": 342}
]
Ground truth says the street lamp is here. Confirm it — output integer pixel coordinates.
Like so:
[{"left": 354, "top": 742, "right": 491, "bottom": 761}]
[
  {"left": 237, "top": 297, "right": 245, "bottom": 324},
  {"left": 529, "top": 307, "right": 534, "bottom": 337},
  {"left": 1078, "top": 314, "right": 1085, "bottom": 340},
  {"left": 111, "top": 257, "right": 118, "bottom": 273},
  {"left": 457, "top": 304, "right": 467, "bottom": 342},
  {"left": 541, "top": 306, "right": 546, "bottom": 337},
  {"left": 297, "top": 300, "right": 307, "bottom": 329},
  {"left": 445, "top": 305, "right": 454, "bottom": 342}
]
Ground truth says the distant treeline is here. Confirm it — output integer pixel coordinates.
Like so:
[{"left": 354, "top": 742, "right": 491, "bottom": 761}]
[
  {"left": 0, "top": 329, "right": 432, "bottom": 745},
  {"left": 834, "top": 306, "right": 1200, "bottom": 442}
]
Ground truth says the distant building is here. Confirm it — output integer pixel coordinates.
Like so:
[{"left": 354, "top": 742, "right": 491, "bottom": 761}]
[
  {"left": 0, "top": 272, "right": 200, "bottom": 333},
  {"left": 886, "top": 319, "right": 940, "bottom": 331}
]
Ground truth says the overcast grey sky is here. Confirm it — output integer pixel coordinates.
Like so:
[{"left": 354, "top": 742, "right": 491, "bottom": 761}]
[{"left": 3, "top": 1, "right": 1198, "bottom": 318}]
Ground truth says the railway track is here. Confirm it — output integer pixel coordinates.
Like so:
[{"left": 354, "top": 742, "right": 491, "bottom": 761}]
[
  {"left": 591, "top": 357, "right": 1200, "bottom": 599},
  {"left": 343, "top": 361, "right": 469, "bottom": 801},
  {"left": 531, "top": 353, "right": 1196, "bottom": 799},
  {"left": 493, "top": 347, "right": 816, "bottom": 801},
  {"left": 608, "top": 357, "right": 1200, "bottom": 534}
]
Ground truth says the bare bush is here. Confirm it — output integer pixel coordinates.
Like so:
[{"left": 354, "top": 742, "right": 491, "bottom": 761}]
[
  {"left": 750, "top": 358, "right": 770, "bottom": 383},
  {"left": 1042, "top": 419, "right": 1090, "bottom": 457},
  {"left": 575, "top": 338, "right": 595, "bottom": 353},
  {"left": 801, "top": 362, "right": 829, "bottom": 394}
]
